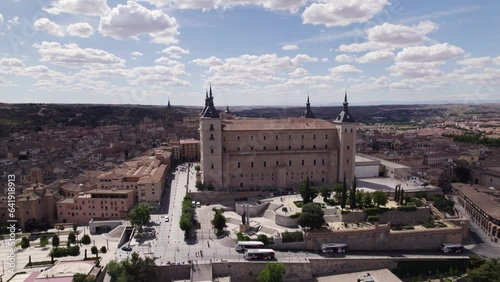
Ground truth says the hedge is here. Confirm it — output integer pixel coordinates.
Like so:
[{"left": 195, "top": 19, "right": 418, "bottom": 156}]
[
  {"left": 282, "top": 231, "right": 304, "bottom": 243},
  {"left": 367, "top": 216, "right": 379, "bottom": 221},
  {"left": 364, "top": 207, "right": 390, "bottom": 216},
  {"left": 396, "top": 205, "right": 417, "bottom": 212}
]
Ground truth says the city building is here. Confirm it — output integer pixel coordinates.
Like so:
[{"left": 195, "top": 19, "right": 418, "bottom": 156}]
[
  {"left": 57, "top": 189, "right": 135, "bottom": 225},
  {"left": 452, "top": 183, "right": 499, "bottom": 242},
  {"left": 180, "top": 138, "right": 201, "bottom": 161},
  {"left": 16, "top": 183, "right": 60, "bottom": 230},
  {"left": 199, "top": 87, "right": 356, "bottom": 189}
]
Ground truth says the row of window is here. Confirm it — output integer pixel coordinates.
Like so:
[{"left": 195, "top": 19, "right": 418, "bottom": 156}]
[
  {"left": 236, "top": 177, "right": 326, "bottom": 187},
  {"left": 237, "top": 159, "right": 328, "bottom": 168},
  {"left": 208, "top": 128, "right": 355, "bottom": 142},
  {"left": 213, "top": 145, "right": 350, "bottom": 153}
]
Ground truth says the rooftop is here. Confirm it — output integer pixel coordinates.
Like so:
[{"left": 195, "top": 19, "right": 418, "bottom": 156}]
[
  {"left": 358, "top": 177, "right": 441, "bottom": 193},
  {"left": 452, "top": 183, "right": 500, "bottom": 220},
  {"left": 222, "top": 118, "right": 338, "bottom": 131}
]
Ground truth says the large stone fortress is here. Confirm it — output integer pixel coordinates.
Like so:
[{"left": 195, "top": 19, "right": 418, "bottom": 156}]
[{"left": 199, "top": 87, "right": 356, "bottom": 189}]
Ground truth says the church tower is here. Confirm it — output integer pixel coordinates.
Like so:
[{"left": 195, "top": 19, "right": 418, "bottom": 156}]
[
  {"left": 166, "top": 99, "right": 174, "bottom": 128},
  {"left": 334, "top": 91, "right": 357, "bottom": 183},
  {"left": 302, "top": 94, "right": 315, "bottom": 118},
  {"left": 199, "top": 86, "right": 223, "bottom": 188}
]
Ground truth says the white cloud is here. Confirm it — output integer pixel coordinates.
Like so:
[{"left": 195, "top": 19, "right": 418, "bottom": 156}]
[
  {"left": 388, "top": 61, "right": 444, "bottom": 78},
  {"left": 99, "top": 1, "right": 179, "bottom": 45},
  {"left": 34, "top": 18, "right": 65, "bottom": 37},
  {"left": 302, "top": 0, "right": 388, "bottom": 27},
  {"left": 190, "top": 56, "right": 224, "bottom": 66},
  {"left": 289, "top": 68, "right": 308, "bottom": 77},
  {"left": 154, "top": 57, "right": 185, "bottom": 69},
  {"left": 160, "top": 46, "right": 190, "bottom": 59},
  {"left": 457, "top": 57, "right": 491, "bottom": 68},
  {"left": 335, "top": 54, "right": 352, "bottom": 63},
  {"left": 493, "top": 56, "right": 500, "bottom": 66},
  {"left": 367, "top": 21, "right": 437, "bottom": 45},
  {"left": 0, "top": 58, "right": 25, "bottom": 68},
  {"left": 291, "top": 54, "right": 318, "bottom": 65},
  {"left": 356, "top": 50, "right": 394, "bottom": 63},
  {"left": 32, "top": 41, "right": 125, "bottom": 68},
  {"left": 66, "top": 22, "right": 94, "bottom": 37},
  {"left": 131, "top": 51, "right": 144, "bottom": 57},
  {"left": 339, "top": 21, "right": 438, "bottom": 53},
  {"left": 321, "top": 58, "right": 329, "bottom": 62},
  {"left": 45, "top": 0, "right": 110, "bottom": 16},
  {"left": 329, "top": 64, "right": 362, "bottom": 74},
  {"left": 396, "top": 43, "right": 464, "bottom": 62},
  {"left": 139, "top": 0, "right": 307, "bottom": 11},
  {"left": 282, "top": 44, "right": 298, "bottom": 51}
]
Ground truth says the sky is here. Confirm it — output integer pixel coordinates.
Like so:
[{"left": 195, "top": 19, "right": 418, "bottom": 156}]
[{"left": 0, "top": 0, "right": 500, "bottom": 107}]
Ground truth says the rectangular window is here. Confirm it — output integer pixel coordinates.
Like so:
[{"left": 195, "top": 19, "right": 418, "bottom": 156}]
[
  {"left": 211, "top": 148, "right": 214, "bottom": 153},
  {"left": 210, "top": 124, "right": 214, "bottom": 131},
  {"left": 276, "top": 160, "right": 279, "bottom": 166},
  {"left": 237, "top": 136, "right": 240, "bottom": 140},
  {"left": 289, "top": 160, "right": 292, "bottom": 166},
  {"left": 347, "top": 145, "right": 350, "bottom": 150},
  {"left": 302, "top": 160, "right": 304, "bottom": 166},
  {"left": 289, "top": 135, "right": 291, "bottom": 140},
  {"left": 276, "top": 135, "right": 278, "bottom": 140},
  {"left": 210, "top": 134, "right": 214, "bottom": 140},
  {"left": 264, "top": 136, "right": 266, "bottom": 140},
  {"left": 238, "top": 162, "right": 241, "bottom": 168},
  {"left": 276, "top": 146, "right": 279, "bottom": 151},
  {"left": 263, "top": 146, "right": 266, "bottom": 151},
  {"left": 288, "top": 145, "right": 291, "bottom": 150},
  {"left": 314, "top": 160, "right": 317, "bottom": 165},
  {"left": 322, "top": 159, "right": 325, "bottom": 165},
  {"left": 251, "top": 162, "right": 254, "bottom": 168},
  {"left": 325, "top": 145, "right": 328, "bottom": 149},
  {"left": 301, "top": 145, "right": 304, "bottom": 149},
  {"left": 237, "top": 147, "right": 240, "bottom": 151},
  {"left": 325, "top": 134, "right": 328, "bottom": 139},
  {"left": 302, "top": 135, "right": 304, "bottom": 139},
  {"left": 313, "top": 135, "right": 316, "bottom": 139},
  {"left": 250, "top": 146, "right": 254, "bottom": 151},
  {"left": 263, "top": 161, "right": 267, "bottom": 168}
]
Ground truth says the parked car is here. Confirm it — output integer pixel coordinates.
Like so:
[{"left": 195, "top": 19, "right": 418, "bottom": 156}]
[
  {"left": 165, "top": 215, "right": 169, "bottom": 222},
  {"left": 196, "top": 202, "right": 201, "bottom": 208},
  {"left": 121, "top": 245, "right": 132, "bottom": 251}
]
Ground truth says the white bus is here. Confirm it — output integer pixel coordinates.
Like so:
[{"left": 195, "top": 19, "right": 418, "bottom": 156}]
[
  {"left": 235, "top": 241, "right": 265, "bottom": 252},
  {"left": 440, "top": 244, "right": 464, "bottom": 253},
  {"left": 244, "top": 249, "right": 275, "bottom": 260},
  {"left": 321, "top": 243, "right": 348, "bottom": 253}
]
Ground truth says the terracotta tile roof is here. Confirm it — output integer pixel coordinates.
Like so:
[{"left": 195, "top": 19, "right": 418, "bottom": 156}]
[{"left": 222, "top": 118, "right": 337, "bottom": 131}]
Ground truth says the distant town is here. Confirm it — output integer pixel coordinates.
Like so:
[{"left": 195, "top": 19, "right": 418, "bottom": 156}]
[{"left": 1, "top": 94, "right": 499, "bottom": 282}]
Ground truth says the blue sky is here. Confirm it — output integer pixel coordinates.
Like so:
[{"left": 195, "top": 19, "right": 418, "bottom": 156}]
[{"left": 0, "top": 0, "right": 499, "bottom": 107}]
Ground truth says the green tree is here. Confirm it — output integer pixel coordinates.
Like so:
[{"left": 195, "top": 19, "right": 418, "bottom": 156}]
[
  {"left": 298, "top": 177, "right": 318, "bottom": 204},
  {"left": 395, "top": 184, "right": 401, "bottom": 202},
  {"left": 466, "top": 258, "right": 500, "bottom": 282},
  {"left": 72, "top": 273, "right": 96, "bottom": 282},
  {"left": 340, "top": 175, "right": 348, "bottom": 209},
  {"left": 81, "top": 234, "right": 91, "bottom": 245},
  {"left": 363, "top": 193, "right": 372, "bottom": 207},
  {"left": 107, "top": 252, "right": 156, "bottom": 282},
  {"left": 355, "top": 190, "right": 364, "bottom": 209},
  {"left": 211, "top": 210, "right": 227, "bottom": 231},
  {"left": 373, "top": 191, "right": 388, "bottom": 207},
  {"left": 68, "top": 232, "right": 76, "bottom": 244},
  {"left": 40, "top": 235, "right": 49, "bottom": 247},
  {"left": 52, "top": 235, "right": 60, "bottom": 247},
  {"left": 319, "top": 186, "right": 332, "bottom": 202},
  {"left": 350, "top": 175, "right": 357, "bottom": 209},
  {"left": 179, "top": 215, "right": 193, "bottom": 231},
  {"left": 21, "top": 237, "right": 30, "bottom": 249},
  {"left": 257, "top": 234, "right": 269, "bottom": 245},
  {"left": 91, "top": 246, "right": 98, "bottom": 255},
  {"left": 129, "top": 203, "right": 151, "bottom": 231},
  {"left": 333, "top": 183, "right": 343, "bottom": 203},
  {"left": 298, "top": 203, "right": 324, "bottom": 229},
  {"left": 257, "top": 263, "right": 286, "bottom": 282},
  {"left": 399, "top": 189, "right": 405, "bottom": 205}
]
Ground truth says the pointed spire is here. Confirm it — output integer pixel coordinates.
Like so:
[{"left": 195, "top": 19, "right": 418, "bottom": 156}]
[
  {"left": 307, "top": 91, "right": 310, "bottom": 104},
  {"left": 344, "top": 89, "right": 348, "bottom": 103},
  {"left": 205, "top": 89, "right": 208, "bottom": 99},
  {"left": 209, "top": 83, "right": 213, "bottom": 98},
  {"left": 335, "top": 89, "right": 356, "bottom": 123},
  {"left": 302, "top": 93, "right": 315, "bottom": 118},
  {"left": 167, "top": 98, "right": 171, "bottom": 108}
]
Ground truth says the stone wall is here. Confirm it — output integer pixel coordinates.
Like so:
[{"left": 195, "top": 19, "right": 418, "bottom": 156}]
[
  {"left": 275, "top": 207, "right": 299, "bottom": 228},
  {"left": 155, "top": 264, "right": 191, "bottom": 281},
  {"left": 272, "top": 237, "right": 305, "bottom": 250},
  {"left": 188, "top": 191, "right": 264, "bottom": 209},
  {"left": 304, "top": 223, "right": 466, "bottom": 251},
  {"left": 212, "top": 261, "right": 312, "bottom": 282},
  {"left": 309, "top": 258, "right": 398, "bottom": 276},
  {"left": 340, "top": 207, "right": 431, "bottom": 225}
]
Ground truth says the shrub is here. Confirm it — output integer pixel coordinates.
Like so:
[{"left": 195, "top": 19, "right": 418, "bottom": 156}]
[
  {"left": 68, "top": 232, "right": 76, "bottom": 244},
  {"left": 367, "top": 216, "right": 379, "bottom": 221},
  {"left": 81, "top": 234, "right": 91, "bottom": 245},
  {"left": 91, "top": 246, "right": 98, "bottom": 255},
  {"left": 281, "top": 231, "right": 304, "bottom": 243},
  {"left": 414, "top": 199, "right": 424, "bottom": 207},
  {"left": 50, "top": 247, "right": 69, "bottom": 257},
  {"left": 340, "top": 210, "right": 351, "bottom": 214},
  {"left": 293, "top": 201, "right": 303, "bottom": 208},
  {"left": 257, "top": 234, "right": 269, "bottom": 245},
  {"left": 21, "top": 237, "right": 30, "bottom": 249},
  {"left": 100, "top": 246, "right": 107, "bottom": 253},
  {"left": 207, "top": 184, "right": 215, "bottom": 191},
  {"left": 364, "top": 207, "right": 390, "bottom": 216},
  {"left": 69, "top": 246, "right": 80, "bottom": 256},
  {"left": 215, "top": 229, "right": 225, "bottom": 237},
  {"left": 289, "top": 213, "right": 300, "bottom": 219}
]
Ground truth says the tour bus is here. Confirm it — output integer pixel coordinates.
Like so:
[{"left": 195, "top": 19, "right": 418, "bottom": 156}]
[
  {"left": 321, "top": 243, "right": 348, "bottom": 253},
  {"left": 244, "top": 249, "right": 275, "bottom": 260},
  {"left": 440, "top": 244, "right": 464, "bottom": 253},
  {"left": 235, "top": 241, "right": 265, "bottom": 252}
]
